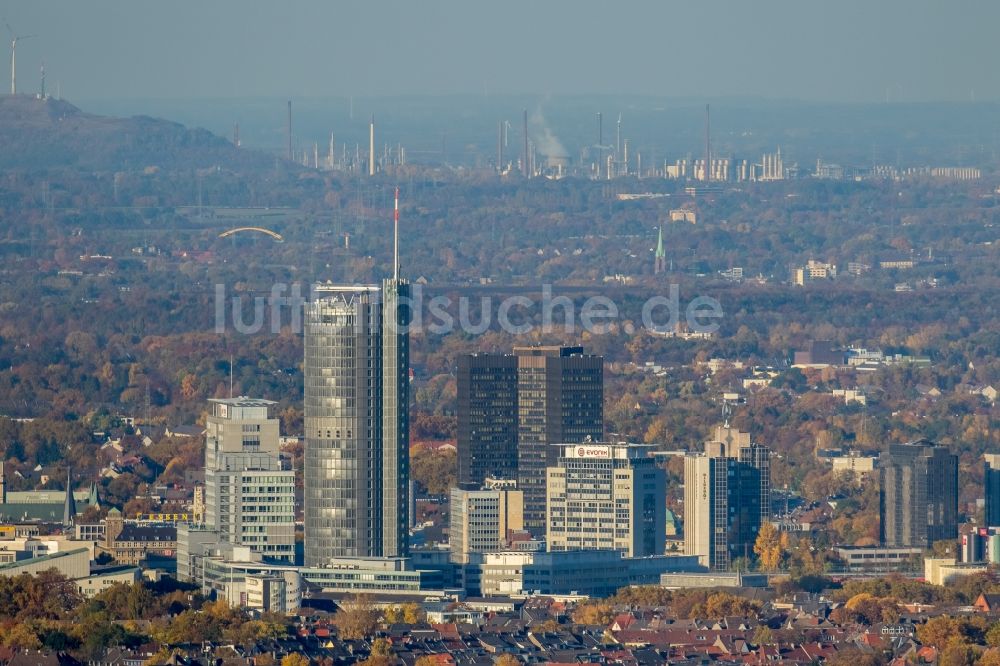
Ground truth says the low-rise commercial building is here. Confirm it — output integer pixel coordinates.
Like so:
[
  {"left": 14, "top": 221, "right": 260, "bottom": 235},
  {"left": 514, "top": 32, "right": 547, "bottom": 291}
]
[
  {"left": 477, "top": 550, "right": 700, "bottom": 598},
  {"left": 925, "top": 557, "right": 990, "bottom": 586},
  {"left": 659, "top": 571, "right": 768, "bottom": 589},
  {"left": 0, "top": 548, "right": 90, "bottom": 579},
  {"left": 77, "top": 565, "right": 142, "bottom": 598},
  {"left": 833, "top": 545, "right": 923, "bottom": 572}
]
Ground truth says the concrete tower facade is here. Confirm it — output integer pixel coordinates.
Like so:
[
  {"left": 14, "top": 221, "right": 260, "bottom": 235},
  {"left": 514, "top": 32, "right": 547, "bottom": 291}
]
[{"left": 204, "top": 397, "right": 295, "bottom": 563}]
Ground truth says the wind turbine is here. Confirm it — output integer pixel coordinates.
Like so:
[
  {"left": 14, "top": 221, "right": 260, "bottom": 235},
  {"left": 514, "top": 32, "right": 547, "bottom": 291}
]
[{"left": 6, "top": 24, "right": 36, "bottom": 95}]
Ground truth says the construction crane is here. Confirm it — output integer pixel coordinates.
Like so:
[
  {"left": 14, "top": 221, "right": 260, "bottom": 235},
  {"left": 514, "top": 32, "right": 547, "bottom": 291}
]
[{"left": 6, "top": 23, "right": 36, "bottom": 95}]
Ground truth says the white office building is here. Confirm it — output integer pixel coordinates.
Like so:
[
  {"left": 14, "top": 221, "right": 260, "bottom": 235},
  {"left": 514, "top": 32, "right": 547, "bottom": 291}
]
[
  {"left": 204, "top": 397, "right": 295, "bottom": 563},
  {"left": 546, "top": 442, "right": 665, "bottom": 557}
]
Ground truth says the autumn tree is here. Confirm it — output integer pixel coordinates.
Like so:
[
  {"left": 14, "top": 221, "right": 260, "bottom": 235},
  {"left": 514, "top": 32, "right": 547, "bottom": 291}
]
[
  {"left": 570, "top": 601, "right": 613, "bottom": 626},
  {"left": 938, "top": 642, "right": 980, "bottom": 666},
  {"left": 610, "top": 585, "right": 673, "bottom": 607},
  {"left": 823, "top": 648, "right": 885, "bottom": 666},
  {"left": 281, "top": 654, "right": 311, "bottom": 666},
  {"left": 401, "top": 602, "right": 427, "bottom": 624},
  {"left": 414, "top": 658, "right": 439, "bottom": 666},
  {"left": 753, "top": 521, "right": 785, "bottom": 572},
  {"left": 410, "top": 446, "right": 457, "bottom": 495},
  {"left": 370, "top": 638, "right": 392, "bottom": 657},
  {"left": 987, "top": 622, "right": 1000, "bottom": 648},
  {"left": 752, "top": 626, "right": 774, "bottom": 646},
  {"left": 533, "top": 619, "right": 561, "bottom": 633},
  {"left": 699, "top": 593, "right": 762, "bottom": 620},
  {"left": 2, "top": 623, "right": 42, "bottom": 650},
  {"left": 334, "top": 594, "right": 379, "bottom": 640},
  {"left": 916, "top": 616, "right": 962, "bottom": 649}
]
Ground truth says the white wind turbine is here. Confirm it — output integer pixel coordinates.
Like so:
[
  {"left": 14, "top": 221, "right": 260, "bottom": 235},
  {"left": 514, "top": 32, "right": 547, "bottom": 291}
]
[{"left": 7, "top": 23, "right": 37, "bottom": 95}]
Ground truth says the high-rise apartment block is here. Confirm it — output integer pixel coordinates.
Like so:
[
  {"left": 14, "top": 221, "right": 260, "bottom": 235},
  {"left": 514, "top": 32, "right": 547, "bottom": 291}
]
[
  {"left": 880, "top": 441, "right": 958, "bottom": 548},
  {"left": 684, "top": 425, "right": 770, "bottom": 570},
  {"left": 203, "top": 397, "right": 295, "bottom": 563},
  {"left": 303, "top": 280, "right": 410, "bottom": 565},
  {"left": 546, "top": 442, "right": 665, "bottom": 557},
  {"left": 457, "top": 346, "right": 602, "bottom": 534}
]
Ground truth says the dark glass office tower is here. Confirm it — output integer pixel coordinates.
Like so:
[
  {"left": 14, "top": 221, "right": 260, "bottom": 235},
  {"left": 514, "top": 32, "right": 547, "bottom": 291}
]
[
  {"left": 684, "top": 425, "right": 770, "bottom": 571},
  {"left": 455, "top": 346, "right": 603, "bottom": 534},
  {"left": 986, "top": 454, "right": 1000, "bottom": 528},
  {"left": 457, "top": 353, "right": 519, "bottom": 488},
  {"left": 303, "top": 279, "right": 410, "bottom": 566},
  {"left": 879, "top": 440, "right": 958, "bottom": 548},
  {"left": 514, "top": 346, "right": 603, "bottom": 533}
]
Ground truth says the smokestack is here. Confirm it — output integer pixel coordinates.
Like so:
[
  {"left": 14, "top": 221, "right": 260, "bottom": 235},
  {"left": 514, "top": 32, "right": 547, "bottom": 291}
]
[
  {"left": 497, "top": 120, "right": 503, "bottom": 175},
  {"left": 704, "top": 104, "right": 711, "bottom": 182},
  {"left": 616, "top": 115, "right": 621, "bottom": 160},
  {"left": 369, "top": 114, "right": 376, "bottom": 176},
  {"left": 329, "top": 132, "right": 335, "bottom": 168},
  {"left": 287, "top": 101, "right": 293, "bottom": 161},
  {"left": 597, "top": 112, "right": 603, "bottom": 179},
  {"left": 522, "top": 109, "right": 529, "bottom": 177}
]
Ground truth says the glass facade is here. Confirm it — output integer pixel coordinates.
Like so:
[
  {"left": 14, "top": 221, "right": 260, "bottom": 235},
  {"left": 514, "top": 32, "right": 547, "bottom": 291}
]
[
  {"left": 880, "top": 441, "right": 958, "bottom": 547},
  {"left": 304, "top": 280, "right": 409, "bottom": 566}
]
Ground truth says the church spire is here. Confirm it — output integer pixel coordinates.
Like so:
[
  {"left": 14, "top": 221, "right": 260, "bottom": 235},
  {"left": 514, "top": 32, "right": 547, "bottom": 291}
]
[
  {"left": 654, "top": 224, "right": 667, "bottom": 274},
  {"left": 63, "top": 466, "right": 77, "bottom": 526}
]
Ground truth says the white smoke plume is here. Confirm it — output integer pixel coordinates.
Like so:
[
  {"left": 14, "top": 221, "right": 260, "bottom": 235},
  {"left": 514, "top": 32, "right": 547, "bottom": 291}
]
[{"left": 530, "top": 106, "right": 568, "bottom": 161}]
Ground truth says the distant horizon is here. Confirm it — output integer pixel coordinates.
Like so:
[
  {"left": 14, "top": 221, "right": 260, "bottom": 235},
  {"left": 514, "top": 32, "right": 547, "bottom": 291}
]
[
  {"left": 4, "top": 1, "right": 997, "bottom": 104},
  {"left": 71, "top": 93, "right": 1000, "bottom": 107},
  {"left": 37, "top": 91, "right": 994, "bottom": 170}
]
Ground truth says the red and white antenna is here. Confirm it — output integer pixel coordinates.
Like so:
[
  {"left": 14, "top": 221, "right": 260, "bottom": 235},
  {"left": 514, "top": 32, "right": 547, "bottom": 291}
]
[{"left": 393, "top": 186, "right": 400, "bottom": 279}]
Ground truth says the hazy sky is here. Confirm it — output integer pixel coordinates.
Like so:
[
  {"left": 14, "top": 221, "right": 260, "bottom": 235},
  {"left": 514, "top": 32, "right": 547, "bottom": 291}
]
[{"left": 5, "top": 1, "right": 998, "bottom": 103}]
